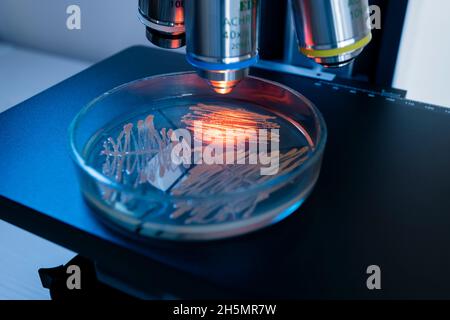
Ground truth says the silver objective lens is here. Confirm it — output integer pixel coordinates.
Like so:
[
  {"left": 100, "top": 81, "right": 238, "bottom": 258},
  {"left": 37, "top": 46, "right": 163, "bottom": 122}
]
[
  {"left": 291, "top": 0, "right": 372, "bottom": 67},
  {"left": 138, "top": 0, "right": 185, "bottom": 49},
  {"left": 185, "top": 0, "right": 259, "bottom": 94}
]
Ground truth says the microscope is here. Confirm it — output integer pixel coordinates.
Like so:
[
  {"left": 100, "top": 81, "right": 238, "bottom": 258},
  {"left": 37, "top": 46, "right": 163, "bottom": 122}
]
[{"left": 138, "top": 0, "right": 372, "bottom": 94}]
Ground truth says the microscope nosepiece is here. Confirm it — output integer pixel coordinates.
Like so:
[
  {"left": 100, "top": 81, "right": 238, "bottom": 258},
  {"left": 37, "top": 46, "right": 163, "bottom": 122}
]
[{"left": 138, "top": 0, "right": 185, "bottom": 49}]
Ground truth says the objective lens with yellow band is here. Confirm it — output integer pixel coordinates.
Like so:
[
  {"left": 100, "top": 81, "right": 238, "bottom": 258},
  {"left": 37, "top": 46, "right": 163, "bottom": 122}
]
[
  {"left": 298, "top": 33, "right": 372, "bottom": 68},
  {"left": 292, "top": 0, "right": 372, "bottom": 68},
  {"left": 300, "top": 34, "right": 372, "bottom": 58}
]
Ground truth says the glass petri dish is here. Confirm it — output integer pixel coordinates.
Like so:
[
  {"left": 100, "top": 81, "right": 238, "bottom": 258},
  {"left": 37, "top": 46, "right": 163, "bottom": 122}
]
[{"left": 69, "top": 72, "right": 327, "bottom": 241}]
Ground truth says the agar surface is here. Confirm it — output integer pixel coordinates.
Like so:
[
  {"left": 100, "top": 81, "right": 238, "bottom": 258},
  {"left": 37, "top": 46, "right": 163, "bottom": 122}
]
[
  {"left": 101, "top": 114, "right": 176, "bottom": 188},
  {"left": 182, "top": 103, "right": 279, "bottom": 132},
  {"left": 170, "top": 147, "right": 309, "bottom": 224},
  {"left": 98, "top": 103, "right": 310, "bottom": 224}
]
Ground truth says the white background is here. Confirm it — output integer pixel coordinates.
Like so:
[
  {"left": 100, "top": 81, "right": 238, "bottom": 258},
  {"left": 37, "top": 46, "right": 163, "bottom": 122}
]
[{"left": 393, "top": 0, "right": 450, "bottom": 107}]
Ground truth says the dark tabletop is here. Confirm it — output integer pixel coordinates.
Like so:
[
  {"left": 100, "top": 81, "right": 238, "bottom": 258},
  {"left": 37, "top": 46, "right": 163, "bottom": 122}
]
[{"left": 1, "top": 46, "right": 450, "bottom": 299}]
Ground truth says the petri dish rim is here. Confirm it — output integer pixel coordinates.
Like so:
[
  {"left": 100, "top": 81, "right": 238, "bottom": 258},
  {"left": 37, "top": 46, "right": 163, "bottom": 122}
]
[{"left": 68, "top": 71, "right": 327, "bottom": 202}]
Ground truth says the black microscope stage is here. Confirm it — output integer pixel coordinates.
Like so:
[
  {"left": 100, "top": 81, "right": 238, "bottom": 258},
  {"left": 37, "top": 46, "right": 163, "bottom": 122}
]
[{"left": 1, "top": 46, "right": 450, "bottom": 299}]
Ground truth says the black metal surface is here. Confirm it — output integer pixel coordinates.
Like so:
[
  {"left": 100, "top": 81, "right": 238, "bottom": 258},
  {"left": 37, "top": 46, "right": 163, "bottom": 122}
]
[
  {"left": 1, "top": 46, "right": 450, "bottom": 299},
  {"left": 258, "top": 0, "right": 287, "bottom": 61},
  {"left": 39, "top": 255, "right": 134, "bottom": 300}
]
